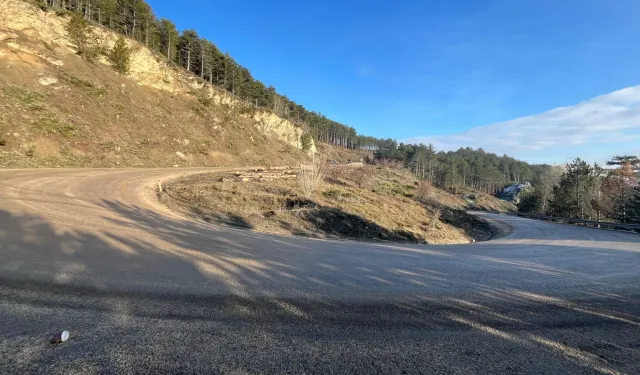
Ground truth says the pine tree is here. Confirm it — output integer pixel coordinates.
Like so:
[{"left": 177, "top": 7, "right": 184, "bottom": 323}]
[
  {"left": 606, "top": 155, "right": 640, "bottom": 172},
  {"left": 518, "top": 187, "right": 542, "bottom": 213},
  {"left": 548, "top": 158, "right": 602, "bottom": 219},
  {"left": 603, "top": 156, "right": 639, "bottom": 222},
  {"left": 98, "top": 0, "right": 118, "bottom": 28},
  {"left": 178, "top": 29, "right": 200, "bottom": 73},
  {"left": 65, "top": 12, "right": 99, "bottom": 61},
  {"left": 108, "top": 36, "right": 131, "bottom": 74},
  {"left": 159, "top": 19, "right": 178, "bottom": 62}
]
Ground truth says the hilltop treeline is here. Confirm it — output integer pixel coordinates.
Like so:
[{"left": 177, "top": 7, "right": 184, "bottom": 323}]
[{"left": 372, "top": 141, "right": 545, "bottom": 193}]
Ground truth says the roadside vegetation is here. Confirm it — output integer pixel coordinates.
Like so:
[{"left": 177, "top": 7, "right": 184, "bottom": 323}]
[
  {"left": 518, "top": 156, "right": 640, "bottom": 224},
  {"left": 160, "top": 164, "right": 511, "bottom": 244}
]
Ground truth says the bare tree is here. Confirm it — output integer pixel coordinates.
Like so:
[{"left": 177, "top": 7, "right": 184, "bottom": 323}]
[
  {"left": 200, "top": 40, "right": 205, "bottom": 79},
  {"left": 298, "top": 155, "right": 325, "bottom": 199},
  {"left": 273, "top": 95, "right": 284, "bottom": 117}
]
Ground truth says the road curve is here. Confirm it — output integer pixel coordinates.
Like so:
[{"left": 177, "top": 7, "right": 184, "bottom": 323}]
[{"left": 1, "top": 168, "right": 639, "bottom": 374}]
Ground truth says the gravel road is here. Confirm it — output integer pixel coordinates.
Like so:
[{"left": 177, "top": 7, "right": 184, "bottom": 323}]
[{"left": 1, "top": 168, "right": 639, "bottom": 374}]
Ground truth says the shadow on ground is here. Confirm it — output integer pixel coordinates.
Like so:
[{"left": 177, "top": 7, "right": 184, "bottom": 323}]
[
  {"left": 162, "top": 191, "right": 425, "bottom": 243},
  {"left": 1, "top": 202, "right": 639, "bottom": 374}
]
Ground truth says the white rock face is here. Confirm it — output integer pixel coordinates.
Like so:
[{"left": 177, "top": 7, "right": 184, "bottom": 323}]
[
  {"left": 38, "top": 76, "right": 57, "bottom": 86},
  {"left": 252, "top": 112, "right": 317, "bottom": 153}
]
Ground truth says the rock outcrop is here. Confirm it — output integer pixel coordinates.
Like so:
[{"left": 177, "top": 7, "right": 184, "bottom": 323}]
[{"left": 252, "top": 112, "right": 317, "bottom": 154}]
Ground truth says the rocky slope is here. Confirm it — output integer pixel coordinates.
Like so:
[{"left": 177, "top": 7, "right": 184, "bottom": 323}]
[{"left": 0, "top": 0, "right": 314, "bottom": 168}]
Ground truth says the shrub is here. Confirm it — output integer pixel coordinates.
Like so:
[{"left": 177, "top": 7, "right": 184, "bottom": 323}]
[
  {"left": 108, "top": 37, "right": 132, "bottom": 74},
  {"left": 324, "top": 165, "right": 343, "bottom": 180},
  {"left": 301, "top": 133, "right": 313, "bottom": 151},
  {"left": 323, "top": 165, "right": 374, "bottom": 188},
  {"left": 322, "top": 188, "right": 356, "bottom": 202},
  {"left": 36, "top": 1, "right": 49, "bottom": 11},
  {"left": 298, "top": 154, "right": 325, "bottom": 199},
  {"left": 58, "top": 71, "right": 107, "bottom": 96},
  {"left": 60, "top": 70, "right": 91, "bottom": 87},
  {"left": 3, "top": 85, "right": 44, "bottom": 104},
  {"left": 237, "top": 104, "right": 256, "bottom": 115},
  {"left": 0, "top": 136, "right": 6, "bottom": 146},
  {"left": 22, "top": 144, "right": 35, "bottom": 157},
  {"left": 416, "top": 181, "right": 432, "bottom": 201},
  {"left": 347, "top": 167, "right": 375, "bottom": 189},
  {"left": 416, "top": 181, "right": 442, "bottom": 208},
  {"left": 34, "top": 117, "right": 76, "bottom": 137},
  {"left": 430, "top": 208, "right": 442, "bottom": 229},
  {"left": 65, "top": 13, "right": 100, "bottom": 61},
  {"left": 322, "top": 189, "right": 340, "bottom": 199},
  {"left": 188, "top": 89, "right": 212, "bottom": 107},
  {"left": 197, "top": 95, "right": 212, "bottom": 107},
  {"left": 190, "top": 104, "right": 207, "bottom": 118},
  {"left": 28, "top": 103, "right": 46, "bottom": 112}
]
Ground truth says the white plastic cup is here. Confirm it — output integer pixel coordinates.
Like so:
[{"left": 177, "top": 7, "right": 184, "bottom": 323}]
[{"left": 50, "top": 330, "right": 70, "bottom": 344}]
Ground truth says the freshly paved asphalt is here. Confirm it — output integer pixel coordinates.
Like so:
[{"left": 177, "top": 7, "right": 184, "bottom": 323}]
[{"left": 1, "top": 168, "right": 639, "bottom": 374}]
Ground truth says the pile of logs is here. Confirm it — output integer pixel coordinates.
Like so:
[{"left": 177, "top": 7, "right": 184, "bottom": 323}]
[{"left": 228, "top": 166, "right": 298, "bottom": 182}]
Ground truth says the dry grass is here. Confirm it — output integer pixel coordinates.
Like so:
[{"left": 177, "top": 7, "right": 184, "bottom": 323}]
[
  {"left": 162, "top": 166, "right": 500, "bottom": 244},
  {"left": 316, "top": 143, "right": 372, "bottom": 164},
  {"left": 33, "top": 116, "right": 76, "bottom": 137},
  {"left": 2, "top": 85, "right": 44, "bottom": 104},
  {"left": 472, "top": 193, "right": 517, "bottom": 212},
  {"left": 0, "top": 27, "right": 307, "bottom": 169}
]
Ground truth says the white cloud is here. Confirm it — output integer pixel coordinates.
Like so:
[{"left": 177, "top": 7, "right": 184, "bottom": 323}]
[{"left": 404, "top": 86, "right": 640, "bottom": 163}]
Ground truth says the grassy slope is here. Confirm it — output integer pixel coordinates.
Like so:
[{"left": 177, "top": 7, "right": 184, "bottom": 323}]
[
  {"left": 315, "top": 143, "right": 372, "bottom": 164},
  {"left": 161, "top": 166, "right": 508, "bottom": 244},
  {"left": 473, "top": 193, "right": 518, "bottom": 212}
]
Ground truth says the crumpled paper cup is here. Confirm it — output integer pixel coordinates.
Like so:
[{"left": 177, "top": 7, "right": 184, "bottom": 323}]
[{"left": 50, "top": 330, "right": 70, "bottom": 344}]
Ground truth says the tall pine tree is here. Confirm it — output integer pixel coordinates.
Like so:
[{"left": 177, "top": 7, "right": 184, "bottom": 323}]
[{"left": 548, "top": 158, "right": 602, "bottom": 219}]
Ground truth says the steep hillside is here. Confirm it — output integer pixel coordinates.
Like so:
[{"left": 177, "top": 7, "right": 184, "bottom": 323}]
[{"left": 0, "top": 0, "right": 314, "bottom": 168}]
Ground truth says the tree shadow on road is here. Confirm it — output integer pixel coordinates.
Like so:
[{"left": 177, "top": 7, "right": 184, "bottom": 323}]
[
  {"left": 1, "top": 203, "right": 639, "bottom": 374},
  {"left": 162, "top": 188, "right": 426, "bottom": 243}
]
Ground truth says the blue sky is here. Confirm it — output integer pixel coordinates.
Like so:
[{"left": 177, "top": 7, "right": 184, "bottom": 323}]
[{"left": 147, "top": 0, "right": 640, "bottom": 164}]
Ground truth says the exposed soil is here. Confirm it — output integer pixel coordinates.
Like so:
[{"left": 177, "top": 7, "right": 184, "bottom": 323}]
[{"left": 0, "top": 0, "right": 310, "bottom": 168}]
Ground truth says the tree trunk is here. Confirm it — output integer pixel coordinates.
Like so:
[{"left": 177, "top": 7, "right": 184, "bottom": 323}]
[
  {"left": 200, "top": 44, "right": 204, "bottom": 78},
  {"left": 186, "top": 48, "right": 191, "bottom": 72},
  {"left": 132, "top": 0, "right": 137, "bottom": 39}
]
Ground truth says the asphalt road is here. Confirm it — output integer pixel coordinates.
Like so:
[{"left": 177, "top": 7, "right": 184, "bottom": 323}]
[{"left": 1, "top": 168, "right": 639, "bottom": 374}]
